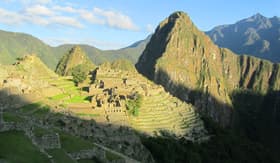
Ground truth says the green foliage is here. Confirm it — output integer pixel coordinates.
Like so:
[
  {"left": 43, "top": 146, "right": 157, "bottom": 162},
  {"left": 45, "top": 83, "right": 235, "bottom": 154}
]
[
  {"left": 0, "top": 131, "right": 49, "bottom": 163},
  {"left": 19, "top": 102, "right": 43, "bottom": 113},
  {"left": 3, "top": 113, "right": 24, "bottom": 123},
  {"left": 65, "top": 95, "right": 91, "bottom": 103},
  {"left": 75, "top": 113, "right": 100, "bottom": 117},
  {"left": 55, "top": 54, "right": 69, "bottom": 75},
  {"left": 126, "top": 94, "right": 143, "bottom": 116},
  {"left": 70, "top": 65, "right": 87, "bottom": 84},
  {"left": 59, "top": 132, "right": 94, "bottom": 153},
  {"left": 230, "top": 89, "right": 280, "bottom": 155},
  {"left": 47, "top": 149, "right": 75, "bottom": 163},
  {"left": 105, "top": 151, "right": 122, "bottom": 161},
  {"left": 142, "top": 116, "right": 280, "bottom": 163},
  {"left": 33, "top": 127, "right": 53, "bottom": 137}
]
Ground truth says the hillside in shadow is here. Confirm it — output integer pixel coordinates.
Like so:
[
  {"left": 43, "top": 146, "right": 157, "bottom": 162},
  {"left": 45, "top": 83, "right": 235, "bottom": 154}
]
[
  {"left": 1, "top": 80, "right": 280, "bottom": 163},
  {"left": 136, "top": 68, "right": 280, "bottom": 163},
  {"left": 231, "top": 89, "right": 280, "bottom": 155}
]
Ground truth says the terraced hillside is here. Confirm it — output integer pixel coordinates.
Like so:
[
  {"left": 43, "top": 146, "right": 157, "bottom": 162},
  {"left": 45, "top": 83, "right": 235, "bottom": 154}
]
[
  {"left": 88, "top": 60, "right": 208, "bottom": 140},
  {"left": 0, "top": 56, "right": 154, "bottom": 162}
]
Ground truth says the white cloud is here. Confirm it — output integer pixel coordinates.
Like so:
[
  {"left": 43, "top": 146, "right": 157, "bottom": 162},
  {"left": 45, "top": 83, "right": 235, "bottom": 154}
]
[
  {"left": 79, "top": 10, "right": 105, "bottom": 25},
  {"left": 52, "top": 5, "right": 77, "bottom": 13},
  {"left": 49, "top": 16, "right": 83, "bottom": 28},
  {"left": 20, "top": 0, "right": 52, "bottom": 5},
  {"left": 0, "top": 6, "right": 82, "bottom": 28},
  {"left": 52, "top": 5, "right": 139, "bottom": 31},
  {"left": 25, "top": 5, "right": 55, "bottom": 16},
  {"left": 146, "top": 24, "right": 154, "bottom": 33},
  {"left": 93, "top": 7, "right": 138, "bottom": 31},
  {"left": 0, "top": 4, "right": 139, "bottom": 31},
  {"left": 0, "top": 8, "right": 23, "bottom": 25}
]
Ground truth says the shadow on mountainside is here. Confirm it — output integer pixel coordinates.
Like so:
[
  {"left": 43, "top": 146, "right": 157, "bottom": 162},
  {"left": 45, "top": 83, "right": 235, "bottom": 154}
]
[
  {"left": 136, "top": 68, "right": 280, "bottom": 162},
  {"left": 0, "top": 89, "right": 154, "bottom": 163},
  {"left": 230, "top": 89, "right": 280, "bottom": 155},
  {"left": 152, "top": 68, "right": 233, "bottom": 126},
  {"left": 1, "top": 87, "right": 280, "bottom": 163}
]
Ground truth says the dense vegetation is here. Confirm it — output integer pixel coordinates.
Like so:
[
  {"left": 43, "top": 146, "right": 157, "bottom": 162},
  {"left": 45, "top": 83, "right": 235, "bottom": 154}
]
[
  {"left": 126, "top": 93, "right": 143, "bottom": 116},
  {"left": 142, "top": 117, "right": 280, "bottom": 163},
  {"left": 231, "top": 89, "right": 280, "bottom": 155},
  {"left": 0, "top": 131, "right": 49, "bottom": 163},
  {"left": 69, "top": 65, "right": 88, "bottom": 84}
]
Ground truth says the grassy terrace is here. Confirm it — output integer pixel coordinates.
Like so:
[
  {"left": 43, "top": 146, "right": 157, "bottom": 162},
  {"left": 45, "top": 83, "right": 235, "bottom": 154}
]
[
  {"left": 0, "top": 131, "right": 49, "bottom": 163},
  {"left": 129, "top": 89, "right": 205, "bottom": 137}
]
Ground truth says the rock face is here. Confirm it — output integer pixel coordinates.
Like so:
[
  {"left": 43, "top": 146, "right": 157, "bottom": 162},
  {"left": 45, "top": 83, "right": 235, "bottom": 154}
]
[
  {"left": 55, "top": 46, "right": 95, "bottom": 76},
  {"left": 206, "top": 13, "right": 280, "bottom": 62},
  {"left": 136, "top": 11, "right": 280, "bottom": 126}
]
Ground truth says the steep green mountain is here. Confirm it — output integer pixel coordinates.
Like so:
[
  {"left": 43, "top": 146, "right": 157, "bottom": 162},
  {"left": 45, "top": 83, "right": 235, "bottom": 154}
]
[
  {"left": 0, "top": 30, "right": 58, "bottom": 69},
  {"left": 136, "top": 11, "right": 280, "bottom": 162},
  {"left": 0, "top": 29, "right": 150, "bottom": 69},
  {"left": 136, "top": 11, "right": 280, "bottom": 126},
  {"left": 206, "top": 13, "right": 280, "bottom": 62},
  {"left": 55, "top": 46, "right": 95, "bottom": 76}
]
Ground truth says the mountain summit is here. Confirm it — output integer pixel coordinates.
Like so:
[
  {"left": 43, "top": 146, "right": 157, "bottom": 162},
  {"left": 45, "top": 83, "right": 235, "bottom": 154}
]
[
  {"left": 206, "top": 13, "right": 280, "bottom": 62},
  {"left": 136, "top": 11, "right": 280, "bottom": 125},
  {"left": 55, "top": 46, "right": 95, "bottom": 76}
]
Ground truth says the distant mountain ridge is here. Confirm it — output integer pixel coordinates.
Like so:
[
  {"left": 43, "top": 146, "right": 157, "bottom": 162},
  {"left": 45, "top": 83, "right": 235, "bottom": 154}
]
[
  {"left": 206, "top": 13, "right": 280, "bottom": 62},
  {"left": 0, "top": 29, "right": 150, "bottom": 69}
]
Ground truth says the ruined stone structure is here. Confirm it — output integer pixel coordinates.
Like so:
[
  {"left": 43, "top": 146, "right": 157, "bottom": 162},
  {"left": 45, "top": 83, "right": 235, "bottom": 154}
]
[{"left": 35, "top": 133, "right": 61, "bottom": 149}]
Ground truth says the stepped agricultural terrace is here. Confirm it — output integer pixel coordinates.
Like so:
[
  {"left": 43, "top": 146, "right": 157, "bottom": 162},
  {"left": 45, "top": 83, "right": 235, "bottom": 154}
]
[{"left": 84, "top": 63, "right": 209, "bottom": 140}]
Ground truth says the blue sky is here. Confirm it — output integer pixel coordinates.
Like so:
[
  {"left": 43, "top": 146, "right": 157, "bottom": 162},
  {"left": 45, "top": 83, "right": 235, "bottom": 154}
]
[{"left": 0, "top": 0, "right": 279, "bottom": 49}]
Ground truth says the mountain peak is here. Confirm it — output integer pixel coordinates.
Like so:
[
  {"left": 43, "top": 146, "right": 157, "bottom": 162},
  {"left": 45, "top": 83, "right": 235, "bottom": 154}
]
[
  {"left": 158, "top": 11, "right": 193, "bottom": 30},
  {"left": 246, "top": 13, "right": 270, "bottom": 23},
  {"left": 168, "top": 11, "right": 189, "bottom": 20},
  {"left": 55, "top": 46, "right": 95, "bottom": 76},
  {"left": 252, "top": 13, "right": 266, "bottom": 19}
]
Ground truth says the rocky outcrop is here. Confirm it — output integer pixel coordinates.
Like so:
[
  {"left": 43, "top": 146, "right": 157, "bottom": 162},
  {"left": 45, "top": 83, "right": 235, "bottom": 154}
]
[{"left": 136, "top": 11, "right": 280, "bottom": 126}]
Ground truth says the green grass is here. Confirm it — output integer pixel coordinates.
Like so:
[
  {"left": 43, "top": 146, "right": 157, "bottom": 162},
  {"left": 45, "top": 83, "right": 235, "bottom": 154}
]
[
  {"left": 78, "top": 159, "right": 100, "bottom": 163},
  {"left": 0, "top": 131, "right": 49, "bottom": 163},
  {"left": 59, "top": 132, "right": 94, "bottom": 153},
  {"left": 33, "top": 127, "right": 53, "bottom": 137},
  {"left": 50, "top": 94, "right": 69, "bottom": 101},
  {"left": 105, "top": 151, "right": 122, "bottom": 161},
  {"left": 32, "top": 105, "right": 50, "bottom": 118},
  {"left": 76, "top": 113, "right": 100, "bottom": 117},
  {"left": 3, "top": 113, "right": 24, "bottom": 123},
  {"left": 47, "top": 149, "right": 75, "bottom": 163},
  {"left": 64, "top": 95, "right": 91, "bottom": 103},
  {"left": 19, "top": 102, "right": 42, "bottom": 113}
]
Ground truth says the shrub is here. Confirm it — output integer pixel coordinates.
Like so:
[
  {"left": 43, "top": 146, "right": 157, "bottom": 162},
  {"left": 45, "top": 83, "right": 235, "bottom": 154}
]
[
  {"left": 70, "top": 65, "right": 87, "bottom": 84},
  {"left": 126, "top": 94, "right": 143, "bottom": 116}
]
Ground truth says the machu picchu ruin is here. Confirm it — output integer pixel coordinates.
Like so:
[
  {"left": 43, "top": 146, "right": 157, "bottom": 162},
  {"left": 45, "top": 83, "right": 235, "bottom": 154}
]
[{"left": 1, "top": 6, "right": 280, "bottom": 163}]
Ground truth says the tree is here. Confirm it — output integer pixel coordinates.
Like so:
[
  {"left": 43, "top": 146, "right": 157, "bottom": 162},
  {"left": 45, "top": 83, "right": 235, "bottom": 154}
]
[{"left": 70, "top": 65, "right": 87, "bottom": 84}]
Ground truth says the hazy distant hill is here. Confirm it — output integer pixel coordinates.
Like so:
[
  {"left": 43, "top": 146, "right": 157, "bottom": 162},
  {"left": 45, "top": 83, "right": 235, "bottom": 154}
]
[
  {"left": 206, "top": 13, "right": 280, "bottom": 62},
  {"left": 0, "top": 30, "right": 58, "bottom": 69},
  {"left": 0, "top": 29, "right": 150, "bottom": 69}
]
